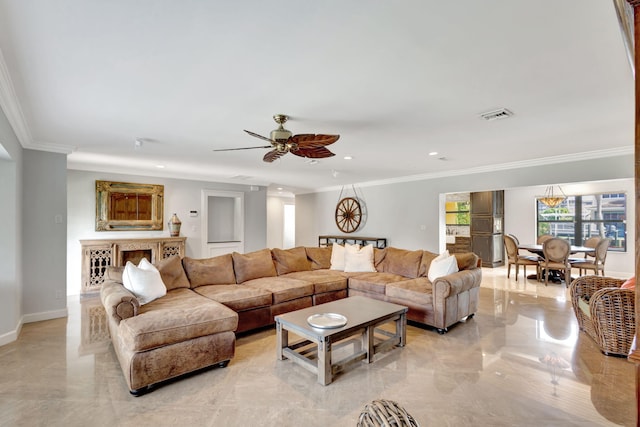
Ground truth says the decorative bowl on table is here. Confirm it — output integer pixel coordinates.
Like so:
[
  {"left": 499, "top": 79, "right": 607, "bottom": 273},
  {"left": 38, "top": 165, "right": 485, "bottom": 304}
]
[{"left": 307, "top": 313, "right": 347, "bottom": 329}]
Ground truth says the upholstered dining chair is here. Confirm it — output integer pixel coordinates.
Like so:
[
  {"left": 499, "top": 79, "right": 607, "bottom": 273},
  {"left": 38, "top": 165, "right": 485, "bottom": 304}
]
[
  {"left": 569, "top": 236, "right": 601, "bottom": 262},
  {"left": 570, "top": 238, "right": 611, "bottom": 276},
  {"left": 537, "top": 234, "right": 553, "bottom": 244},
  {"left": 507, "top": 233, "right": 520, "bottom": 245},
  {"left": 504, "top": 234, "right": 539, "bottom": 282},
  {"left": 540, "top": 238, "right": 571, "bottom": 286}
]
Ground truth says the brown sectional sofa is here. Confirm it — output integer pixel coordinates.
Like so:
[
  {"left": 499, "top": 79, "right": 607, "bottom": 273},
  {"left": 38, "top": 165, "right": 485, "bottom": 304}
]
[{"left": 100, "top": 245, "right": 481, "bottom": 394}]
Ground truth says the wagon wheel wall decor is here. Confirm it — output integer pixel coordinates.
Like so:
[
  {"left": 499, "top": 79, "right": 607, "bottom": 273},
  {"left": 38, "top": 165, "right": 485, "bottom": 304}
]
[{"left": 335, "top": 197, "right": 362, "bottom": 233}]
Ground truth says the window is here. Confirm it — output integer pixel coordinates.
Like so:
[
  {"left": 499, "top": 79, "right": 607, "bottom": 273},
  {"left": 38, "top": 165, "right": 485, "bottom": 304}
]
[{"left": 536, "top": 193, "right": 626, "bottom": 251}]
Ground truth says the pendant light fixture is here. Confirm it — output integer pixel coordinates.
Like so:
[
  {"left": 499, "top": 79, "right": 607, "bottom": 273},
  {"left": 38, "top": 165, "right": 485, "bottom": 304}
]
[{"left": 539, "top": 185, "right": 566, "bottom": 208}]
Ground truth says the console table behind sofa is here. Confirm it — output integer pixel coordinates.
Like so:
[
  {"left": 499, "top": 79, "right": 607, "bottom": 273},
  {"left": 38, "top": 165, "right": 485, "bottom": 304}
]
[{"left": 318, "top": 235, "right": 387, "bottom": 249}]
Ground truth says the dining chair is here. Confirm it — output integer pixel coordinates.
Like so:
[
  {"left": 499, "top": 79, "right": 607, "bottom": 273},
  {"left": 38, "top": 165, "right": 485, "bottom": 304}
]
[
  {"left": 504, "top": 235, "right": 539, "bottom": 282},
  {"left": 539, "top": 238, "right": 571, "bottom": 286},
  {"left": 537, "top": 234, "right": 553, "bottom": 244},
  {"left": 507, "top": 233, "right": 520, "bottom": 245},
  {"left": 570, "top": 238, "right": 611, "bottom": 276}
]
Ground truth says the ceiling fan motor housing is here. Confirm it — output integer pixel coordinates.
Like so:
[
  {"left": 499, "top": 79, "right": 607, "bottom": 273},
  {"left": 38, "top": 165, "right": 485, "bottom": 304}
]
[{"left": 270, "top": 127, "right": 292, "bottom": 142}]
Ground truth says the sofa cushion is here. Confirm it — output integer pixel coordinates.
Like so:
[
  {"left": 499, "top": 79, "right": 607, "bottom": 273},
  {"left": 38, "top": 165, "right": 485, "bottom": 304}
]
[
  {"left": 305, "top": 246, "right": 332, "bottom": 270},
  {"left": 183, "top": 254, "right": 236, "bottom": 287},
  {"left": 279, "top": 270, "right": 348, "bottom": 294},
  {"left": 243, "top": 276, "right": 313, "bottom": 304},
  {"left": 120, "top": 292, "right": 238, "bottom": 352},
  {"left": 454, "top": 252, "right": 479, "bottom": 271},
  {"left": 194, "top": 284, "right": 272, "bottom": 312},
  {"left": 379, "top": 247, "right": 423, "bottom": 278},
  {"left": 272, "top": 247, "right": 311, "bottom": 275},
  {"left": 156, "top": 255, "right": 190, "bottom": 291},
  {"left": 122, "top": 259, "right": 167, "bottom": 305},
  {"left": 348, "top": 272, "right": 409, "bottom": 294},
  {"left": 344, "top": 244, "right": 376, "bottom": 273},
  {"left": 386, "top": 278, "right": 434, "bottom": 306},
  {"left": 233, "top": 249, "right": 277, "bottom": 283},
  {"left": 578, "top": 297, "right": 591, "bottom": 319},
  {"left": 418, "top": 251, "right": 439, "bottom": 277}
]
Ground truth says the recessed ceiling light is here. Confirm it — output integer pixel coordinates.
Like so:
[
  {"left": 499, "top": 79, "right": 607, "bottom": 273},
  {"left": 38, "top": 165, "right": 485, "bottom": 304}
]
[
  {"left": 428, "top": 152, "right": 438, "bottom": 156},
  {"left": 343, "top": 155, "right": 353, "bottom": 160},
  {"left": 306, "top": 159, "right": 319, "bottom": 165},
  {"left": 277, "top": 187, "right": 283, "bottom": 191},
  {"left": 155, "top": 164, "right": 165, "bottom": 169}
]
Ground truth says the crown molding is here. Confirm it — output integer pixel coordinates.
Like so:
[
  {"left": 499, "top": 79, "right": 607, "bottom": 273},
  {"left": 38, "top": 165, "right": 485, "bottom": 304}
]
[
  {"left": 0, "top": 47, "right": 32, "bottom": 147},
  {"left": 310, "top": 146, "right": 634, "bottom": 194},
  {"left": 0, "top": 47, "right": 75, "bottom": 154}
]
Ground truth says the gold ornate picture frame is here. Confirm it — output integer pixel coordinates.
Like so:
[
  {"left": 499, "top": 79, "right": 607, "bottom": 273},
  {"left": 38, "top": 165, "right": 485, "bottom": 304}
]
[{"left": 95, "top": 180, "right": 164, "bottom": 231}]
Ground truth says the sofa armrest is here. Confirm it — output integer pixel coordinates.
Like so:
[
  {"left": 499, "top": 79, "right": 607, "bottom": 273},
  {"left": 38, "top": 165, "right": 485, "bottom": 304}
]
[
  {"left": 100, "top": 280, "right": 140, "bottom": 323},
  {"left": 433, "top": 268, "right": 482, "bottom": 299}
]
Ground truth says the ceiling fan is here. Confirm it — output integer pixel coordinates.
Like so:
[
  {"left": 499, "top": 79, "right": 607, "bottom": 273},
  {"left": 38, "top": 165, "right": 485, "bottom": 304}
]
[{"left": 214, "top": 114, "right": 340, "bottom": 163}]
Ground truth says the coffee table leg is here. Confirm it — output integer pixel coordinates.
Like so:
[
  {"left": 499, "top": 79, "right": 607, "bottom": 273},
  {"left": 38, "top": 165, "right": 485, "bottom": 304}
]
[
  {"left": 364, "top": 326, "right": 374, "bottom": 363},
  {"left": 276, "top": 321, "right": 288, "bottom": 360},
  {"left": 397, "top": 313, "right": 407, "bottom": 347},
  {"left": 317, "top": 336, "right": 332, "bottom": 385}
]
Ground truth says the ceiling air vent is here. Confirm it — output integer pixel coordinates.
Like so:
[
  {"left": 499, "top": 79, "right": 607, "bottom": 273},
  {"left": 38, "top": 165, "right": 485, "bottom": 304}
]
[{"left": 479, "top": 108, "right": 513, "bottom": 121}]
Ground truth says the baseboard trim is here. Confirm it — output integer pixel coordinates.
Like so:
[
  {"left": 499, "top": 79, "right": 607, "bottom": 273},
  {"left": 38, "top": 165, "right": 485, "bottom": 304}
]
[
  {"left": 0, "top": 318, "right": 22, "bottom": 347},
  {"left": 22, "top": 308, "right": 68, "bottom": 324}
]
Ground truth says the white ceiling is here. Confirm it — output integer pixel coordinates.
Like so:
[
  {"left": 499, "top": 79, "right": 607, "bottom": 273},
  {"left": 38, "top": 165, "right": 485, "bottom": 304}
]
[{"left": 0, "top": 1, "right": 634, "bottom": 194}]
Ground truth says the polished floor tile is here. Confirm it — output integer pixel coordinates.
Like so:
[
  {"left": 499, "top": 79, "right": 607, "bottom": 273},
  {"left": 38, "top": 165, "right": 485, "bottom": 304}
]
[{"left": 0, "top": 267, "right": 636, "bottom": 426}]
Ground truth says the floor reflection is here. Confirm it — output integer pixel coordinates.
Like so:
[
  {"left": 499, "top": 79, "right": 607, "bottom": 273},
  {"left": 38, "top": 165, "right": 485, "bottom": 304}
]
[{"left": 0, "top": 266, "right": 635, "bottom": 426}]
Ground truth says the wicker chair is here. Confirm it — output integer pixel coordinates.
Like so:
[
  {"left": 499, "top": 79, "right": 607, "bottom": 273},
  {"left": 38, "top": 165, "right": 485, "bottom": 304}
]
[
  {"left": 569, "top": 275, "right": 635, "bottom": 357},
  {"left": 358, "top": 400, "right": 420, "bottom": 427}
]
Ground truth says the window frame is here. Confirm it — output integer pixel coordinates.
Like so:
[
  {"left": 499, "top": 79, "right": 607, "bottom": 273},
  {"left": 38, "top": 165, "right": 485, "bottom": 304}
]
[{"left": 536, "top": 192, "right": 626, "bottom": 252}]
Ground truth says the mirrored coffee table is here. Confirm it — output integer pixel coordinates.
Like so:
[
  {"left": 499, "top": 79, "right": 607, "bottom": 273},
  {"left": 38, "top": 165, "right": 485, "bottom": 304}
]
[{"left": 275, "top": 296, "right": 408, "bottom": 385}]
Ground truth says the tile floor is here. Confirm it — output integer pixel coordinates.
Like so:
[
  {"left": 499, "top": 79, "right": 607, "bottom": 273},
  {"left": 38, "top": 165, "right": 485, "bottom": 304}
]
[{"left": 0, "top": 267, "right": 636, "bottom": 426}]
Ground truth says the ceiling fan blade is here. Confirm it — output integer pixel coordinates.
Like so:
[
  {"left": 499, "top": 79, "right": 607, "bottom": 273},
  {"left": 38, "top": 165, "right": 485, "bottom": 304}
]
[
  {"left": 291, "top": 134, "right": 340, "bottom": 149},
  {"left": 292, "top": 146, "right": 335, "bottom": 159},
  {"left": 213, "top": 145, "right": 272, "bottom": 152},
  {"left": 244, "top": 130, "right": 274, "bottom": 142},
  {"left": 263, "top": 149, "right": 287, "bottom": 163}
]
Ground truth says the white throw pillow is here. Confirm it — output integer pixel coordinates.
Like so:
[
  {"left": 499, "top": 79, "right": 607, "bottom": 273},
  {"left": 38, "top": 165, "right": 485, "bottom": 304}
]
[
  {"left": 344, "top": 244, "right": 376, "bottom": 273},
  {"left": 122, "top": 259, "right": 167, "bottom": 305},
  {"left": 427, "top": 252, "right": 459, "bottom": 282},
  {"left": 330, "top": 242, "right": 359, "bottom": 271}
]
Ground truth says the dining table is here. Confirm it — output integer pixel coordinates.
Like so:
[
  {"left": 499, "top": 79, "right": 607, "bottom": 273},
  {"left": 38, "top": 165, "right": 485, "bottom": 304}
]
[{"left": 517, "top": 243, "right": 596, "bottom": 283}]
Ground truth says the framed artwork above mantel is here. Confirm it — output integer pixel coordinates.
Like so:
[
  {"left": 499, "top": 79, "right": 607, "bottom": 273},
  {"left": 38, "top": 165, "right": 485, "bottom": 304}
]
[{"left": 95, "top": 180, "right": 164, "bottom": 231}]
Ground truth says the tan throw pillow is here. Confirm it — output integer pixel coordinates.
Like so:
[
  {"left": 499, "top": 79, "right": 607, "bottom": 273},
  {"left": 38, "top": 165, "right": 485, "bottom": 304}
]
[
  {"left": 155, "top": 255, "right": 190, "bottom": 291},
  {"left": 382, "top": 247, "right": 423, "bottom": 278},
  {"left": 272, "top": 247, "right": 311, "bottom": 275},
  {"left": 182, "top": 254, "right": 236, "bottom": 287},
  {"left": 454, "top": 252, "right": 479, "bottom": 271},
  {"left": 418, "top": 250, "right": 438, "bottom": 277},
  {"left": 306, "top": 246, "right": 332, "bottom": 270},
  {"left": 232, "top": 248, "right": 277, "bottom": 283}
]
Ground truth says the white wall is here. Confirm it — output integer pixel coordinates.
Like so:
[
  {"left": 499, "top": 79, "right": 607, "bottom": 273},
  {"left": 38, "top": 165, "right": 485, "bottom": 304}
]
[
  {"left": 67, "top": 170, "right": 267, "bottom": 295},
  {"left": 267, "top": 195, "right": 295, "bottom": 249},
  {"left": 0, "top": 105, "right": 23, "bottom": 345},
  {"left": 296, "top": 155, "right": 635, "bottom": 277},
  {"left": 22, "top": 150, "right": 68, "bottom": 319}
]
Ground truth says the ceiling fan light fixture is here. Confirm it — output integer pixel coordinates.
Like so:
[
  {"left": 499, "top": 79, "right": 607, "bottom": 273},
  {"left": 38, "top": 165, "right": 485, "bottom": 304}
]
[{"left": 539, "top": 185, "right": 566, "bottom": 208}]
